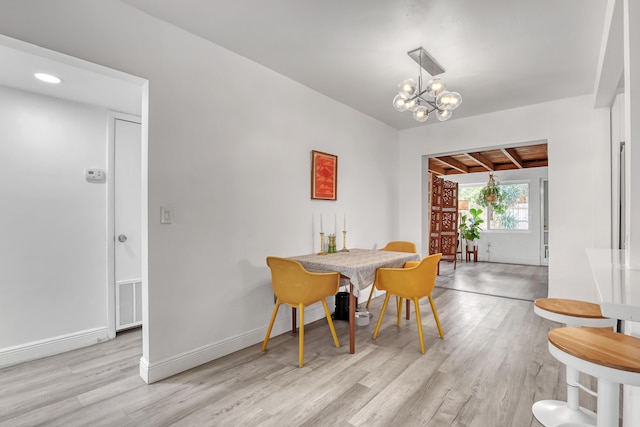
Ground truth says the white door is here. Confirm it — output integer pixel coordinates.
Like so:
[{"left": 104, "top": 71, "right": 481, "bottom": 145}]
[{"left": 114, "top": 117, "right": 142, "bottom": 331}]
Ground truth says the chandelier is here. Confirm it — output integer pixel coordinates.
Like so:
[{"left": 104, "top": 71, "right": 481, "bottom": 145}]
[{"left": 392, "top": 47, "right": 462, "bottom": 123}]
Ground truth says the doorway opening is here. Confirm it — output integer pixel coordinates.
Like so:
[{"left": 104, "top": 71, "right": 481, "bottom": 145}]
[
  {"left": 0, "top": 34, "right": 149, "bottom": 370},
  {"left": 422, "top": 142, "right": 549, "bottom": 301}
]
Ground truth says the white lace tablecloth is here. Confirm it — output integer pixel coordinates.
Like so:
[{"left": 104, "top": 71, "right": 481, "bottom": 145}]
[{"left": 290, "top": 248, "right": 420, "bottom": 297}]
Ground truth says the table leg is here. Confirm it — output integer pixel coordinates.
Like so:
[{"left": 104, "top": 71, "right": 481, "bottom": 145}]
[{"left": 349, "top": 282, "right": 355, "bottom": 354}]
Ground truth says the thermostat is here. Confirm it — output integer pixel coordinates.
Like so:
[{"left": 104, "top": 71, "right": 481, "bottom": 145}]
[{"left": 85, "top": 168, "right": 106, "bottom": 182}]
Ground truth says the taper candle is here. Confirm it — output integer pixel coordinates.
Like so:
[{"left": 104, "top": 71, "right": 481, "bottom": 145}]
[
  {"left": 344, "top": 214, "right": 346, "bottom": 231},
  {"left": 320, "top": 215, "right": 323, "bottom": 233}
]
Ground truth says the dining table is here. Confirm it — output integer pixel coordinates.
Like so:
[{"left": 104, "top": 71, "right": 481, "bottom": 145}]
[{"left": 290, "top": 248, "right": 420, "bottom": 354}]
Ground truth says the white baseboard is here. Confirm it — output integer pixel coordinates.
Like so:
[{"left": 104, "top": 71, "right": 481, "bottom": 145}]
[
  {"left": 0, "top": 327, "right": 110, "bottom": 369},
  {"left": 140, "top": 304, "right": 326, "bottom": 384}
]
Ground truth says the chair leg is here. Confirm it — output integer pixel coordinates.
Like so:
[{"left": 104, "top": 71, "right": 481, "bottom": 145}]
[
  {"left": 292, "top": 307, "right": 297, "bottom": 334},
  {"left": 413, "top": 297, "right": 425, "bottom": 354},
  {"left": 322, "top": 299, "right": 340, "bottom": 347},
  {"left": 428, "top": 295, "right": 444, "bottom": 339},
  {"left": 298, "top": 303, "right": 305, "bottom": 367},
  {"left": 372, "top": 294, "right": 392, "bottom": 339},
  {"left": 365, "top": 284, "right": 375, "bottom": 309},
  {"left": 406, "top": 299, "right": 410, "bottom": 320},
  {"left": 396, "top": 297, "right": 402, "bottom": 326},
  {"left": 262, "top": 300, "right": 281, "bottom": 351}
]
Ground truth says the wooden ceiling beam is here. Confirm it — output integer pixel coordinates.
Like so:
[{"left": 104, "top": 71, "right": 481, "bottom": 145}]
[
  {"left": 502, "top": 148, "right": 525, "bottom": 169},
  {"left": 468, "top": 165, "right": 495, "bottom": 174},
  {"left": 434, "top": 156, "right": 469, "bottom": 174},
  {"left": 494, "top": 163, "right": 519, "bottom": 171},
  {"left": 428, "top": 159, "right": 446, "bottom": 176},
  {"left": 466, "top": 152, "right": 495, "bottom": 171},
  {"left": 524, "top": 159, "right": 548, "bottom": 168}
]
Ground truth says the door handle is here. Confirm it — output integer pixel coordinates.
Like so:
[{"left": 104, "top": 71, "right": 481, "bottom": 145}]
[{"left": 118, "top": 234, "right": 127, "bottom": 243}]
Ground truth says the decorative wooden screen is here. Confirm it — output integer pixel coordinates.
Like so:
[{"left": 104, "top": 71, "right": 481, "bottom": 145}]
[{"left": 429, "top": 175, "right": 458, "bottom": 267}]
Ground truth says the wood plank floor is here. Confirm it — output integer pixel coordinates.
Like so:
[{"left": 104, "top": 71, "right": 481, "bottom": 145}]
[
  {"left": 1, "top": 263, "right": 598, "bottom": 427},
  {"left": 436, "top": 260, "right": 548, "bottom": 301}
]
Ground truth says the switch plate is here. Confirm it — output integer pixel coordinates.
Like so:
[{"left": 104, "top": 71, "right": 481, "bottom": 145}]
[{"left": 160, "top": 206, "right": 173, "bottom": 224}]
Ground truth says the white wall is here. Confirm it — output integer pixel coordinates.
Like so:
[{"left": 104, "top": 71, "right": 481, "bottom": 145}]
[
  {"left": 0, "top": 85, "right": 110, "bottom": 361},
  {"left": 399, "top": 95, "right": 611, "bottom": 302},
  {"left": 436, "top": 167, "right": 548, "bottom": 265},
  {"left": 0, "top": 1, "right": 400, "bottom": 381}
]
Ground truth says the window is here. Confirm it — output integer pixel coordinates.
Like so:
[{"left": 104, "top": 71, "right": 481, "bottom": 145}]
[{"left": 459, "top": 182, "right": 529, "bottom": 230}]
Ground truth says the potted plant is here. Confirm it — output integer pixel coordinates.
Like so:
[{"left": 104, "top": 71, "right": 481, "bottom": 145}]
[
  {"left": 459, "top": 208, "right": 484, "bottom": 250},
  {"left": 480, "top": 172, "right": 501, "bottom": 203}
]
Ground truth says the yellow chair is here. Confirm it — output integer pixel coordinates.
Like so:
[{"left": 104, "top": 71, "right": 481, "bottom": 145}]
[
  {"left": 365, "top": 241, "right": 417, "bottom": 311},
  {"left": 262, "top": 256, "right": 340, "bottom": 367},
  {"left": 372, "top": 253, "right": 443, "bottom": 354}
]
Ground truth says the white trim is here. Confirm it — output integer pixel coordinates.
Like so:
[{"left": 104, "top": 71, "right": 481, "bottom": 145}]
[
  {"left": 0, "top": 327, "right": 109, "bottom": 369},
  {"left": 140, "top": 304, "right": 326, "bottom": 384}
]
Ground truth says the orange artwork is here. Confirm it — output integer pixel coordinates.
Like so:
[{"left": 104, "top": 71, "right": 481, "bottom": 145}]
[{"left": 311, "top": 150, "right": 338, "bottom": 200}]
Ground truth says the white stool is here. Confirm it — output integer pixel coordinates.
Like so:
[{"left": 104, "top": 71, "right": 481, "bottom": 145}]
[
  {"left": 532, "top": 299, "right": 617, "bottom": 427},
  {"left": 549, "top": 327, "right": 640, "bottom": 427}
]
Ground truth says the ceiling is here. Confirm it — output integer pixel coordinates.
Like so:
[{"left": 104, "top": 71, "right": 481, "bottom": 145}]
[
  {"left": 122, "top": 0, "right": 609, "bottom": 130},
  {"left": 0, "top": 36, "right": 142, "bottom": 116},
  {"left": 428, "top": 142, "right": 548, "bottom": 176}
]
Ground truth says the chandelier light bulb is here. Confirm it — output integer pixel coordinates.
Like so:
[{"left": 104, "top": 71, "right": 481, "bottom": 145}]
[
  {"left": 436, "top": 91, "right": 462, "bottom": 111},
  {"left": 398, "top": 78, "right": 417, "bottom": 98},
  {"left": 392, "top": 94, "right": 409, "bottom": 112},
  {"left": 436, "top": 109, "right": 452, "bottom": 121},
  {"left": 426, "top": 79, "right": 446, "bottom": 97},
  {"left": 446, "top": 91, "right": 462, "bottom": 110},
  {"left": 413, "top": 105, "right": 429, "bottom": 122},
  {"left": 405, "top": 97, "right": 419, "bottom": 111}
]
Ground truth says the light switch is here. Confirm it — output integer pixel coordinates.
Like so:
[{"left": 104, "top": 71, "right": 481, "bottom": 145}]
[{"left": 160, "top": 207, "right": 173, "bottom": 224}]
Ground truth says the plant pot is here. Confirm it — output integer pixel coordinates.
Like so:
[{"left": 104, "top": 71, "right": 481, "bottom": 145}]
[
  {"left": 485, "top": 193, "right": 497, "bottom": 203},
  {"left": 466, "top": 240, "right": 476, "bottom": 251}
]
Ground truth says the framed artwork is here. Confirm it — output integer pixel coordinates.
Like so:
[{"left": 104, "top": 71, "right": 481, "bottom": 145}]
[{"left": 311, "top": 150, "right": 338, "bottom": 200}]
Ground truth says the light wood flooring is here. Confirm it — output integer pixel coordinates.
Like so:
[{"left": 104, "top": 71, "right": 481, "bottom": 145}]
[
  {"left": 2, "top": 262, "right": 597, "bottom": 427},
  {"left": 437, "top": 260, "right": 548, "bottom": 301}
]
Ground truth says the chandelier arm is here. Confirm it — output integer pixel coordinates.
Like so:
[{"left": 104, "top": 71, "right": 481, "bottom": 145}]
[{"left": 416, "top": 96, "right": 438, "bottom": 110}]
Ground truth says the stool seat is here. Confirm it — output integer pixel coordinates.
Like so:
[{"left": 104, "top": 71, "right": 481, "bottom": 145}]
[
  {"left": 534, "top": 298, "right": 617, "bottom": 328},
  {"left": 549, "top": 327, "right": 640, "bottom": 427},
  {"left": 549, "top": 327, "right": 640, "bottom": 376},
  {"left": 535, "top": 299, "right": 606, "bottom": 319}
]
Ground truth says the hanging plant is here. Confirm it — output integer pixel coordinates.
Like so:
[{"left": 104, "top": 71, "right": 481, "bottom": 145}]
[{"left": 479, "top": 172, "right": 501, "bottom": 204}]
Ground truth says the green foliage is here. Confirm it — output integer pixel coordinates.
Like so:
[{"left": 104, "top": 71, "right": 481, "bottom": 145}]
[
  {"left": 459, "top": 208, "right": 484, "bottom": 241},
  {"left": 491, "top": 184, "right": 522, "bottom": 215},
  {"left": 495, "top": 212, "right": 518, "bottom": 229},
  {"left": 459, "top": 182, "right": 528, "bottom": 231}
]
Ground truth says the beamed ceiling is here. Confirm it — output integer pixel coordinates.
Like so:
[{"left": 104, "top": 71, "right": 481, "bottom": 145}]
[{"left": 428, "top": 143, "right": 548, "bottom": 176}]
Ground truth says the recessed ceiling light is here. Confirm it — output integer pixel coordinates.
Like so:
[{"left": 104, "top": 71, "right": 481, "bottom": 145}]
[{"left": 34, "top": 73, "right": 62, "bottom": 84}]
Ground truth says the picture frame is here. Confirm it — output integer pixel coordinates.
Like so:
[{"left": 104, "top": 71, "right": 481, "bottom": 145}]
[{"left": 311, "top": 150, "right": 338, "bottom": 200}]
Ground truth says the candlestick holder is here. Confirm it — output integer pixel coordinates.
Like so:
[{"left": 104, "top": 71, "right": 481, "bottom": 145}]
[
  {"left": 318, "top": 232, "right": 328, "bottom": 255},
  {"left": 340, "top": 230, "right": 350, "bottom": 252}
]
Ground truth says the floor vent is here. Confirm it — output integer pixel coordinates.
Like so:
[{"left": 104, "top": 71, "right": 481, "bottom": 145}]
[{"left": 116, "top": 280, "right": 142, "bottom": 331}]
